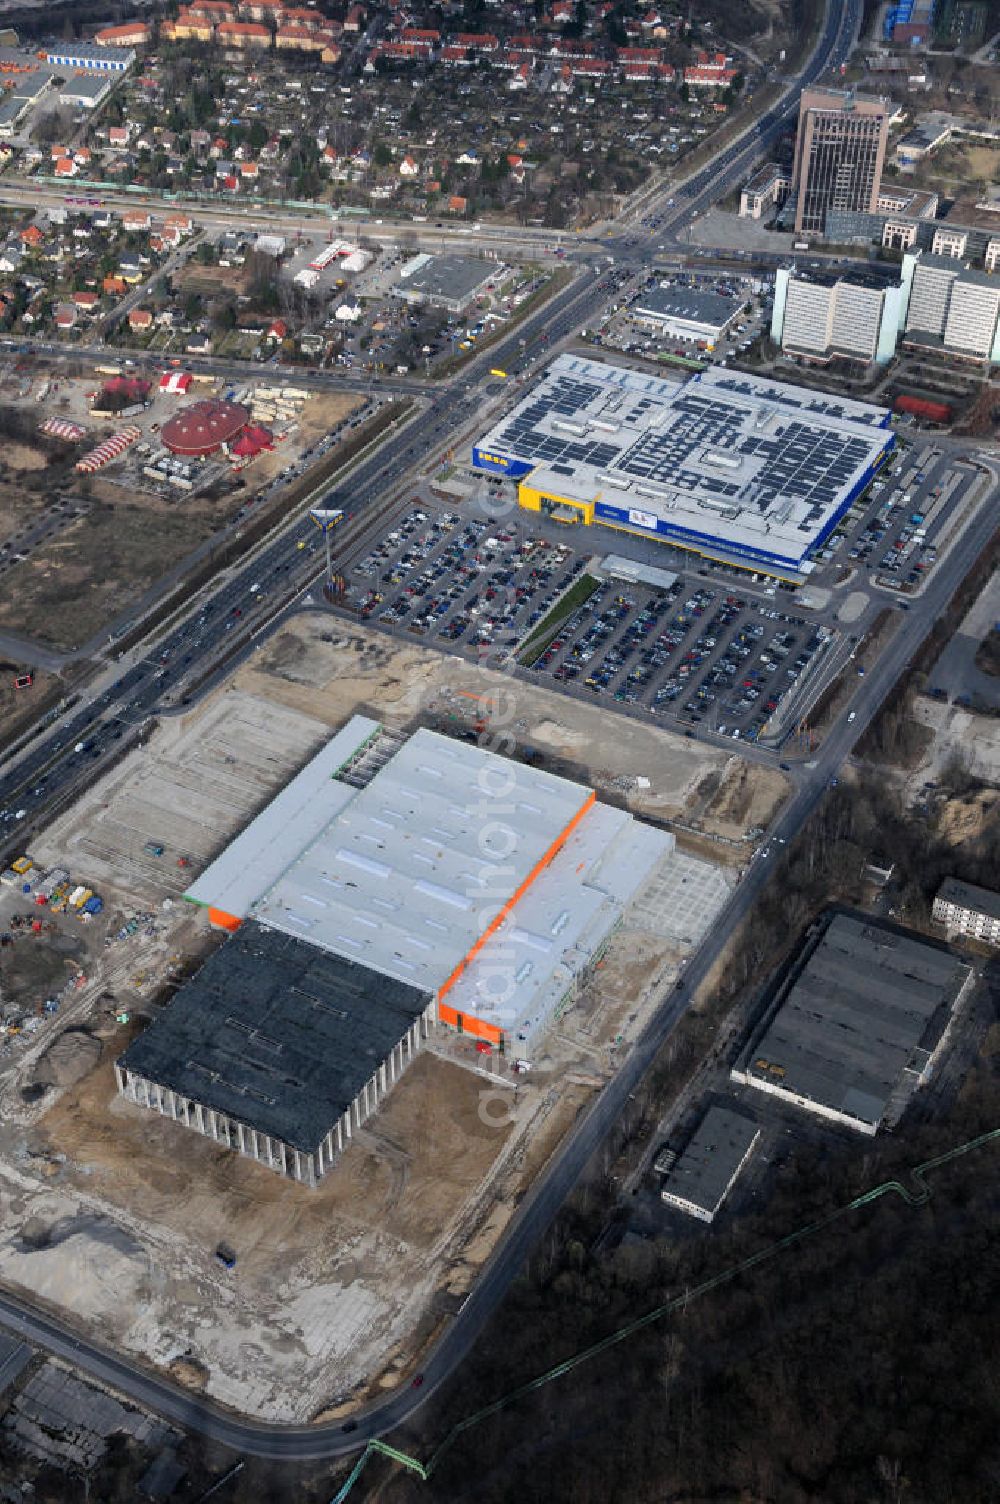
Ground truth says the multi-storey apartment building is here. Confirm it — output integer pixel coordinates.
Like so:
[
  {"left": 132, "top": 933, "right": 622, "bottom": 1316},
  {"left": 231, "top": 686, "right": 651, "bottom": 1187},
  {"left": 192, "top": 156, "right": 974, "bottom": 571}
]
[{"left": 933, "top": 879, "right": 1000, "bottom": 947}]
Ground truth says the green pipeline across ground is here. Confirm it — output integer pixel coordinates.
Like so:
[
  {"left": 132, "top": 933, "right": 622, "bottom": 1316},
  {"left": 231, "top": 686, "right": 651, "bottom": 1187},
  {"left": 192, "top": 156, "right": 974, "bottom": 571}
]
[{"left": 331, "top": 1127, "right": 1000, "bottom": 1501}]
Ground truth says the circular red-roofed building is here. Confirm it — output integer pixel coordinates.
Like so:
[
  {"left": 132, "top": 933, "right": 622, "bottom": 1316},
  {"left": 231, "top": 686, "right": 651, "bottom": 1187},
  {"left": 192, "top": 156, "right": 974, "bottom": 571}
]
[{"left": 161, "top": 398, "right": 249, "bottom": 457}]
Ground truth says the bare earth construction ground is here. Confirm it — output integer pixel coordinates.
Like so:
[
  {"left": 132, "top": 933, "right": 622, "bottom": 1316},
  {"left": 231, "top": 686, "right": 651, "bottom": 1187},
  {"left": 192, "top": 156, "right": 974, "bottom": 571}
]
[
  {"left": 246, "top": 614, "right": 787, "bottom": 842},
  {"left": 0, "top": 616, "right": 780, "bottom": 1420}
]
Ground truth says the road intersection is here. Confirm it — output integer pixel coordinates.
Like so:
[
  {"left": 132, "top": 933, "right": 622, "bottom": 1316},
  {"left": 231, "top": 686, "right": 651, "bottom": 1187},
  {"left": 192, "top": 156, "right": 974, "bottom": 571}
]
[{"left": 0, "top": 0, "right": 995, "bottom": 1466}]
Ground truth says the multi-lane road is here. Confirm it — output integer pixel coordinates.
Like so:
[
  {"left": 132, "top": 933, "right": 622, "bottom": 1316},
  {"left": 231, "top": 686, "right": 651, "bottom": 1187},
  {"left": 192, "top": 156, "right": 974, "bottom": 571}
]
[
  {"left": 0, "top": 0, "right": 993, "bottom": 1469},
  {"left": 0, "top": 263, "right": 602, "bottom": 837},
  {"left": 0, "top": 472, "right": 993, "bottom": 1466}
]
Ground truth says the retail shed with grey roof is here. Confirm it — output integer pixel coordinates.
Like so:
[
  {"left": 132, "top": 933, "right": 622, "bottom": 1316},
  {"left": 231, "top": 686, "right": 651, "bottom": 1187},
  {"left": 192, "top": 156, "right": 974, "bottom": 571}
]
[
  {"left": 631, "top": 284, "right": 743, "bottom": 344},
  {"left": 731, "top": 913, "right": 973, "bottom": 1134},
  {"left": 659, "top": 1106, "right": 760, "bottom": 1222},
  {"left": 116, "top": 922, "right": 435, "bottom": 1185},
  {"left": 392, "top": 252, "right": 498, "bottom": 313}
]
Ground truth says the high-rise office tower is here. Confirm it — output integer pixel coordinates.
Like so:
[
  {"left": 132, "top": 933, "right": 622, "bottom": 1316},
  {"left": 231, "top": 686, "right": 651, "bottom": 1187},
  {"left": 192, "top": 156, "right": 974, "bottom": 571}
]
[{"left": 791, "top": 88, "right": 890, "bottom": 236}]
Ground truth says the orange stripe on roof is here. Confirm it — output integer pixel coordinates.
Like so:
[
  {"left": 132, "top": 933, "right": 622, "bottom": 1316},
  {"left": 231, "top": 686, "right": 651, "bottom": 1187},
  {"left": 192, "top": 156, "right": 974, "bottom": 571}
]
[{"left": 437, "top": 788, "right": 595, "bottom": 1006}]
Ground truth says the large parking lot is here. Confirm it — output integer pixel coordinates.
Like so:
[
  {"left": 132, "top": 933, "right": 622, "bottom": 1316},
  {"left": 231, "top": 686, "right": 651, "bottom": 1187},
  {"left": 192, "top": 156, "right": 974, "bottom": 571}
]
[
  {"left": 810, "top": 443, "right": 960, "bottom": 596},
  {"left": 343, "top": 499, "right": 834, "bottom": 747},
  {"left": 348, "top": 505, "right": 589, "bottom": 649},
  {"left": 337, "top": 440, "right": 976, "bottom": 751},
  {"left": 527, "top": 576, "right": 831, "bottom": 745}
]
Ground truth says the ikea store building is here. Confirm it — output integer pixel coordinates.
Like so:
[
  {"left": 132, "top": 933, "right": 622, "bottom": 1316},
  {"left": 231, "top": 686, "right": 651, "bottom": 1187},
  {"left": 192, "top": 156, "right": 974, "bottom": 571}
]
[{"left": 473, "top": 356, "right": 894, "bottom": 582}]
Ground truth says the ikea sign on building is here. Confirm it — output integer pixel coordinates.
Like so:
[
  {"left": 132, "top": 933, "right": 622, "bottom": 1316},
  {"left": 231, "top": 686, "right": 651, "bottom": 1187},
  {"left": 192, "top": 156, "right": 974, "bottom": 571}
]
[{"left": 471, "top": 446, "right": 534, "bottom": 479}]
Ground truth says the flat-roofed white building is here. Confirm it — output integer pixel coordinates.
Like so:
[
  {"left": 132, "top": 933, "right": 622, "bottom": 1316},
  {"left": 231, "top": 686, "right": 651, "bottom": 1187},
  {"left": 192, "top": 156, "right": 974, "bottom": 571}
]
[
  {"left": 933, "top": 878, "right": 1000, "bottom": 946},
  {"left": 47, "top": 43, "right": 136, "bottom": 71},
  {"left": 473, "top": 355, "right": 894, "bottom": 582},
  {"left": 59, "top": 72, "right": 115, "bottom": 108},
  {"left": 630, "top": 284, "right": 742, "bottom": 347},
  {"left": 186, "top": 715, "right": 673, "bottom": 1052}
]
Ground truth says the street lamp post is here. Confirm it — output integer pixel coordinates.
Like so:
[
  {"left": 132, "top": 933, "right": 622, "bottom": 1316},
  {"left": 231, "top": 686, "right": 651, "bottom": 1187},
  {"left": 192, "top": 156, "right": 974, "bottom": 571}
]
[{"left": 309, "top": 507, "right": 344, "bottom": 596}]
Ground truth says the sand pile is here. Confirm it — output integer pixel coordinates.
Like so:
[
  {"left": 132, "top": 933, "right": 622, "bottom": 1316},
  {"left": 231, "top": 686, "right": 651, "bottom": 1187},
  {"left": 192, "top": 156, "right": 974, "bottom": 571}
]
[{"left": 938, "top": 790, "right": 999, "bottom": 847}]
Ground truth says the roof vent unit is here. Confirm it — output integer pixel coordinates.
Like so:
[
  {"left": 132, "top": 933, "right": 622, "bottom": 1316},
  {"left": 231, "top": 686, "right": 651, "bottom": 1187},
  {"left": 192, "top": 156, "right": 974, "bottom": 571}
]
[{"left": 703, "top": 449, "right": 741, "bottom": 471}]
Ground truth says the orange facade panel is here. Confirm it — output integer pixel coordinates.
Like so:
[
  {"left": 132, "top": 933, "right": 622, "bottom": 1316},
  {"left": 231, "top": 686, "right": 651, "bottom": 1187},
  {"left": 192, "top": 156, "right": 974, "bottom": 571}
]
[
  {"left": 437, "top": 1003, "right": 503, "bottom": 1045},
  {"left": 207, "top": 906, "right": 242, "bottom": 932}
]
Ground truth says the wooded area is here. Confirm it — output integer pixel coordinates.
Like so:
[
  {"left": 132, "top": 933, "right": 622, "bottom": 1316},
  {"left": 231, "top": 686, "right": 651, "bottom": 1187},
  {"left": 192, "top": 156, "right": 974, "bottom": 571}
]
[
  {"left": 381, "top": 981, "right": 1000, "bottom": 1504},
  {"left": 370, "top": 765, "right": 1000, "bottom": 1504}
]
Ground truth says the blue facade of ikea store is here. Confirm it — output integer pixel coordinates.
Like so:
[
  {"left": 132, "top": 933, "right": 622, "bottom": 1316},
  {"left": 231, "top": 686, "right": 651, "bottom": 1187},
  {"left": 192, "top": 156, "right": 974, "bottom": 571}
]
[
  {"left": 594, "top": 440, "right": 893, "bottom": 570},
  {"left": 473, "top": 434, "right": 895, "bottom": 573},
  {"left": 472, "top": 445, "right": 533, "bottom": 480}
]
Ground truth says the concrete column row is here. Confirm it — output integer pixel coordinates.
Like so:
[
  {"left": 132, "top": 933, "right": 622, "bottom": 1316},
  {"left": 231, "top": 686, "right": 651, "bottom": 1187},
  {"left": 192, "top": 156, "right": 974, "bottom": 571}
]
[{"left": 113, "top": 1009, "right": 437, "bottom": 1187}]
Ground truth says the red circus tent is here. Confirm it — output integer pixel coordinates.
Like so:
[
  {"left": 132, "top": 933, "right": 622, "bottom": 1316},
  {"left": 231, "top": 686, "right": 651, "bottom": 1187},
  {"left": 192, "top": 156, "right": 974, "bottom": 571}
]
[{"left": 230, "top": 424, "right": 273, "bottom": 459}]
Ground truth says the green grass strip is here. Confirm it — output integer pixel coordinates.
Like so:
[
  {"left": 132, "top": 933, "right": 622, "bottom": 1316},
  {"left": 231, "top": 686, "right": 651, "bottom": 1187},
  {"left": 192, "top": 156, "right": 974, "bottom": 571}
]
[{"left": 517, "top": 574, "right": 600, "bottom": 667}]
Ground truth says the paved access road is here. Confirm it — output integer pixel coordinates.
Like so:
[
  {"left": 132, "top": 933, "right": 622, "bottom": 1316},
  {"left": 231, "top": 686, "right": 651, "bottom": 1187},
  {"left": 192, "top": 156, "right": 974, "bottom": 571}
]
[
  {"left": 3, "top": 0, "right": 984, "bottom": 1464},
  {"left": 0, "top": 480, "right": 994, "bottom": 1463}
]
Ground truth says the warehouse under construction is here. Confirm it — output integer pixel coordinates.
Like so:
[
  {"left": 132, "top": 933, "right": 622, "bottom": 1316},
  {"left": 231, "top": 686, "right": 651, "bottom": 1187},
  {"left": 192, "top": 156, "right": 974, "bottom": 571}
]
[{"left": 117, "top": 717, "right": 674, "bottom": 1183}]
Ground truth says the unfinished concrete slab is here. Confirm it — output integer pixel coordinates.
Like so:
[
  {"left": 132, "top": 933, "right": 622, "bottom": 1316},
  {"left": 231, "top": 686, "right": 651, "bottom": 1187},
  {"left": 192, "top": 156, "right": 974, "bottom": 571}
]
[
  {"left": 626, "top": 849, "right": 735, "bottom": 948},
  {"left": 32, "top": 693, "right": 329, "bottom": 905}
]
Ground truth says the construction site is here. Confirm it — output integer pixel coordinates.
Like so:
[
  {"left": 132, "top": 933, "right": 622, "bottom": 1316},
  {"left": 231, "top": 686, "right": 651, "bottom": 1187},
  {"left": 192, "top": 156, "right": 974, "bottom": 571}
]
[{"left": 0, "top": 612, "right": 780, "bottom": 1421}]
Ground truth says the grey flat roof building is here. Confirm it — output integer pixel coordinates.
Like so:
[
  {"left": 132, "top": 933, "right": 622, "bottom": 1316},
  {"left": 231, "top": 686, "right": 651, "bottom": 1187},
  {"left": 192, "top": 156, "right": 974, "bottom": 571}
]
[
  {"left": 117, "top": 922, "right": 435, "bottom": 1184},
  {"left": 393, "top": 252, "right": 497, "bottom": 313},
  {"left": 59, "top": 72, "right": 114, "bottom": 106},
  {"left": 631, "top": 285, "right": 742, "bottom": 341},
  {"left": 732, "top": 913, "right": 972, "bottom": 1133},
  {"left": 474, "top": 354, "right": 894, "bottom": 578},
  {"left": 46, "top": 42, "right": 136, "bottom": 69},
  {"left": 660, "top": 1106, "right": 760, "bottom": 1222}
]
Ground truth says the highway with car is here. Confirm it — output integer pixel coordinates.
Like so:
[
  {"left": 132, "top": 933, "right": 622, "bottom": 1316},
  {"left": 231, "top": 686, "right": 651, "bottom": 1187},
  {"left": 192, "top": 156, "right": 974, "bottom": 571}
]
[{"left": 1, "top": 0, "right": 995, "bottom": 1468}]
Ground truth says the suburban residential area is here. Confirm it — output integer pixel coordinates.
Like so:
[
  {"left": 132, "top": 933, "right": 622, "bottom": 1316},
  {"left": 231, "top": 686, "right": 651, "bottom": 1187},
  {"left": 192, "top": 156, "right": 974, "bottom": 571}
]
[{"left": 0, "top": 0, "right": 998, "bottom": 1501}]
